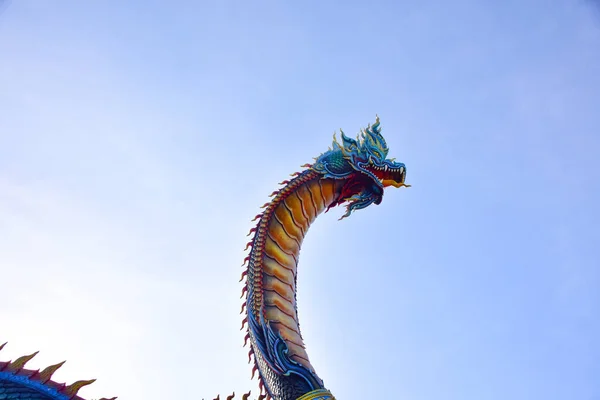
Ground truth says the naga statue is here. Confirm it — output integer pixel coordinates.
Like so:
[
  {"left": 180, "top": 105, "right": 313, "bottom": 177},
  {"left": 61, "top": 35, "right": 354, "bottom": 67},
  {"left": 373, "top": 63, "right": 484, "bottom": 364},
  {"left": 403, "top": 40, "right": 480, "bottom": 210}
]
[{"left": 0, "top": 116, "right": 410, "bottom": 400}]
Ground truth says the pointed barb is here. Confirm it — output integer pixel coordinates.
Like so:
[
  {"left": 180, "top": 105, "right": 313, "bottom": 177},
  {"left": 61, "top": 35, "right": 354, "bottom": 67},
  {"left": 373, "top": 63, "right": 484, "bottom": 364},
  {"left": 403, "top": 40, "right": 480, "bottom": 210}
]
[
  {"left": 242, "top": 391, "right": 251, "bottom": 400},
  {"left": 240, "top": 317, "right": 248, "bottom": 330},
  {"left": 8, "top": 351, "right": 39, "bottom": 373},
  {"left": 240, "top": 285, "right": 248, "bottom": 299},
  {"left": 240, "top": 302, "right": 246, "bottom": 314},
  {"left": 289, "top": 171, "right": 301, "bottom": 177},
  {"left": 260, "top": 202, "right": 270, "bottom": 209},
  {"left": 300, "top": 163, "right": 312, "bottom": 168},
  {"left": 239, "top": 270, "right": 248, "bottom": 283},
  {"left": 268, "top": 190, "right": 279, "bottom": 197},
  {"left": 241, "top": 255, "right": 251, "bottom": 267},
  {"left": 251, "top": 213, "right": 263, "bottom": 222},
  {"left": 63, "top": 379, "right": 95, "bottom": 399},
  {"left": 251, "top": 363, "right": 258, "bottom": 379},
  {"left": 38, "top": 360, "right": 66, "bottom": 383},
  {"left": 246, "top": 227, "right": 257, "bottom": 237},
  {"left": 227, "top": 393, "right": 235, "bottom": 400},
  {"left": 247, "top": 349, "right": 254, "bottom": 363},
  {"left": 244, "top": 241, "right": 253, "bottom": 251},
  {"left": 278, "top": 180, "right": 290, "bottom": 185},
  {"left": 243, "top": 333, "right": 250, "bottom": 347},
  {"left": 54, "top": 382, "right": 67, "bottom": 392},
  {"left": 258, "top": 394, "right": 267, "bottom": 400},
  {"left": 0, "top": 342, "right": 6, "bottom": 352}
]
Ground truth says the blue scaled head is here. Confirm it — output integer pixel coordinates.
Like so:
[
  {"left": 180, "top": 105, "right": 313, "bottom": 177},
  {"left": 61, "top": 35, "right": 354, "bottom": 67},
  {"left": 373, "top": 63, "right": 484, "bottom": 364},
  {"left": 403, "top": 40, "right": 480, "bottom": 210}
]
[{"left": 311, "top": 115, "right": 410, "bottom": 219}]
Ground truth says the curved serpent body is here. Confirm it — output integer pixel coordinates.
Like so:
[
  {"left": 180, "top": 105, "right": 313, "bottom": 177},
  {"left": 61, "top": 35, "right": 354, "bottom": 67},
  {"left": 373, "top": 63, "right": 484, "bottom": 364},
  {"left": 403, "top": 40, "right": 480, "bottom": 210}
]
[
  {"left": 0, "top": 116, "right": 409, "bottom": 400},
  {"left": 242, "top": 171, "right": 345, "bottom": 399}
]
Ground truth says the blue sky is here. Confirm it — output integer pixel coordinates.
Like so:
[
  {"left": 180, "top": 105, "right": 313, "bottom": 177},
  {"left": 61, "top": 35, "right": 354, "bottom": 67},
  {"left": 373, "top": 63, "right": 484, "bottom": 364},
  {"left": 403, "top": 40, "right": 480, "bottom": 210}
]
[{"left": 0, "top": 1, "right": 599, "bottom": 399}]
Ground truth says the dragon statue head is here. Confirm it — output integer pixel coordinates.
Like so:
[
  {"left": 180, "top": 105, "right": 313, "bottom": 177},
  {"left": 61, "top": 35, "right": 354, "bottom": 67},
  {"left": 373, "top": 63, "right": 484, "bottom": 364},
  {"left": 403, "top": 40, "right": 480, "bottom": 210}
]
[{"left": 311, "top": 115, "right": 410, "bottom": 219}]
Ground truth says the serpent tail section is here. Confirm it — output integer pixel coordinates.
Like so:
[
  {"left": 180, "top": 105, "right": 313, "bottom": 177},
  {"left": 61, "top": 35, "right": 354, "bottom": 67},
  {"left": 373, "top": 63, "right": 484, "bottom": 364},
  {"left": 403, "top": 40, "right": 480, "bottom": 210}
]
[{"left": 0, "top": 342, "right": 115, "bottom": 400}]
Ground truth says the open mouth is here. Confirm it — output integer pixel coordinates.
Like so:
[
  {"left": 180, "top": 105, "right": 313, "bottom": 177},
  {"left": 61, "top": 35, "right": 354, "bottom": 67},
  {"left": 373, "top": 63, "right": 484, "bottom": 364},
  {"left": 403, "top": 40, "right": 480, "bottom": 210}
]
[{"left": 365, "top": 164, "right": 409, "bottom": 188}]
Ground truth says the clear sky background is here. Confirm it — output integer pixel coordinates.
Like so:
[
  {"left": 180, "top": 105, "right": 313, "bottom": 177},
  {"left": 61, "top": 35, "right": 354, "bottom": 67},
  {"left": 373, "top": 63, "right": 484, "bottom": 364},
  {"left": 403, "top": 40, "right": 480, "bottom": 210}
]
[{"left": 1, "top": 1, "right": 599, "bottom": 399}]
